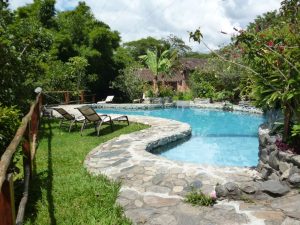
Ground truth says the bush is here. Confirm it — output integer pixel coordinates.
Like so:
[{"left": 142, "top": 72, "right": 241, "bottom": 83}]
[
  {"left": 111, "top": 65, "right": 144, "bottom": 102},
  {"left": 212, "top": 90, "right": 235, "bottom": 102},
  {"left": 0, "top": 105, "right": 21, "bottom": 156},
  {"left": 158, "top": 85, "right": 174, "bottom": 97},
  {"left": 185, "top": 188, "right": 216, "bottom": 206},
  {"left": 173, "top": 91, "right": 193, "bottom": 100}
]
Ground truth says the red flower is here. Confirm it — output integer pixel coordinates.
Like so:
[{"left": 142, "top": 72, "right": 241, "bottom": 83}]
[{"left": 267, "top": 40, "right": 274, "bottom": 47}]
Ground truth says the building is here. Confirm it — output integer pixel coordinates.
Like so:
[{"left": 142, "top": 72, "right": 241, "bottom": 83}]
[{"left": 136, "top": 58, "right": 207, "bottom": 91}]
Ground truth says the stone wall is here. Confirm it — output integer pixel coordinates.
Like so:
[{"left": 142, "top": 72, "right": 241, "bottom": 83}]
[{"left": 257, "top": 125, "right": 300, "bottom": 188}]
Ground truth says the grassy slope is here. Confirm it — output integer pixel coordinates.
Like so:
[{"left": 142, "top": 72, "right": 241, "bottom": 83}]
[{"left": 24, "top": 119, "right": 148, "bottom": 225}]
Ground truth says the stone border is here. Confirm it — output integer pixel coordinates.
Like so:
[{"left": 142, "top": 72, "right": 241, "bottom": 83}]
[
  {"left": 92, "top": 101, "right": 263, "bottom": 115},
  {"left": 258, "top": 126, "right": 300, "bottom": 187},
  {"left": 84, "top": 115, "right": 296, "bottom": 225}
]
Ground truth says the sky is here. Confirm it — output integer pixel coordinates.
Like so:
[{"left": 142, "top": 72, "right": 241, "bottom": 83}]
[{"left": 9, "top": 0, "right": 282, "bottom": 52}]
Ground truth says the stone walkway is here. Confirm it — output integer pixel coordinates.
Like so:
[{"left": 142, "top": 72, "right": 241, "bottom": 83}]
[{"left": 83, "top": 115, "right": 300, "bottom": 225}]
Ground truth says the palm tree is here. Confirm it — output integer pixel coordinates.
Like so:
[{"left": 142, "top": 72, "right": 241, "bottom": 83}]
[{"left": 140, "top": 49, "right": 177, "bottom": 94}]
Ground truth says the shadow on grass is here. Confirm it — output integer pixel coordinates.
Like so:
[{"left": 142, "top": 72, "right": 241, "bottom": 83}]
[
  {"left": 25, "top": 118, "right": 56, "bottom": 225},
  {"left": 82, "top": 122, "right": 129, "bottom": 137}
]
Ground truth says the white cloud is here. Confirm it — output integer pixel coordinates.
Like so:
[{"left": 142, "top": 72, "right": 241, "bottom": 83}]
[{"left": 8, "top": 0, "right": 281, "bottom": 52}]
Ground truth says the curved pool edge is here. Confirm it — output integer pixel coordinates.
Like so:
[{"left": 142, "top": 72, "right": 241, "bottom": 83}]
[
  {"left": 93, "top": 102, "right": 263, "bottom": 115},
  {"left": 84, "top": 115, "right": 265, "bottom": 225}
]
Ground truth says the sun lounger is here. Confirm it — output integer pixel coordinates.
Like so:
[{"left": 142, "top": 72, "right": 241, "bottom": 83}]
[
  {"left": 53, "top": 108, "right": 85, "bottom": 132},
  {"left": 77, "top": 105, "right": 129, "bottom": 136},
  {"left": 97, "top": 95, "right": 114, "bottom": 104}
]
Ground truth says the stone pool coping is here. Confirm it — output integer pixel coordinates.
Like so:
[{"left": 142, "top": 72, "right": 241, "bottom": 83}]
[
  {"left": 93, "top": 101, "right": 263, "bottom": 115},
  {"left": 53, "top": 105, "right": 298, "bottom": 225}
]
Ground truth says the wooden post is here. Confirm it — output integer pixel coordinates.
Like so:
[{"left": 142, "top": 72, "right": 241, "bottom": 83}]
[
  {"left": 0, "top": 174, "right": 16, "bottom": 225},
  {"left": 80, "top": 90, "right": 84, "bottom": 104},
  {"left": 22, "top": 127, "right": 32, "bottom": 179},
  {"left": 64, "top": 92, "right": 70, "bottom": 104},
  {"left": 92, "top": 95, "right": 96, "bottom": 103}
]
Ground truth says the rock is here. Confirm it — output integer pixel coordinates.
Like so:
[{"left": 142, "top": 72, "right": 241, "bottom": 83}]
[
  {"left": 266, "top": 144, "right": 277, "bottom": 153},
  {"left": 240, "top": 184, "right": 257, "bottom": 194},
  {"left": 260, "top": 148, "right": 269, "bottom": 163},
  {"left": 281, "top": 217, "right": 300, "bottom": 225},
  {"left": 190, "top": 180, "right": 202, "bottom": 189},
  {"left": 278, "top": 151, "right": 292, "bottom": 162},
  {"left": 289, "top": 166, "right": 300, "bottom": 176},
  {"left": 152, "top": 174, "right": 164, "bottom": 185},
  {"left": 291, "top": 155, "right": 300, "bottom": 167},
  {"left": 151, "top": 214, "right": 177, "bottom": 225},
  {"left": 279, "top": 162, "right": 292, "bottom": 174},
  {"left": 224, "top": 182, "right": 239, "bottom": 192},
  {"left": 215, "top": 184, "right": 228, "bottom": 197},
  {"left": 134, "top": 200, "right": 143, "bottom": 207},
  {"left": 269, "top": 150, "right": 279, "bottom": 170},
  {"left": 173, "top": 186, "right": 184, "bottom": 193},
  {"left": 143, "top": 195, "right": 179, "bottom": 207},
  {"left": 288, "top": 173, "right": 300, "bottom": 187},
  {"left": 261, "top": 167, "right": 272, "bottom": 180},
  {"left": 261, "top": 180, "right": 290, "bottom": 196},
  {"left": 269, "top": 172, "right": 280, "bottom": 181},
  {"left": 281, "top": 168, "right": 291, "bottom": 180},
  {"left": 271, "top": 194, "right": 300, "bottom": 220}
]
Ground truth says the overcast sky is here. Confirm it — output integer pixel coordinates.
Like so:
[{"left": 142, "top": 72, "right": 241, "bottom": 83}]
[{"left": 9, "top": 0, "right": 281, "bottom": 52}]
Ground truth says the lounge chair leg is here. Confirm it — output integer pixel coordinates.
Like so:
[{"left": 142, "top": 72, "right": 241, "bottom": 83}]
[
  {"left": 69, "top": 121, "right": 75, "bottom": 132},
  {"left": 110, "top": 121, "right": 114, "bottom": 131},
  {"left": 80, "top": 121, "right": 86, "bottom": 136},
  {"left": 97, "top": 121, "right": 103, "bottom": 136}
]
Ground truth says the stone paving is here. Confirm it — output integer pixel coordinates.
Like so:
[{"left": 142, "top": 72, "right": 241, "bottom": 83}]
[{"left": 83, "top": 115, "right": 300, "bottom": 225}]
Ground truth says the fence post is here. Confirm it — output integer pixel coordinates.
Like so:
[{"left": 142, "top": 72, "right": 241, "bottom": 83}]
[
  {"left": 64, "top": 92, "right": 70, "bottom": 104},
  {"left": 22, "top": 127, "right": 32, "bottom": 179},
  {"left": 80, "top": 90, "right": 84, "bottom": 104},
  {"left": 0, "top": 174, "right": 16, "bottom": 225}
]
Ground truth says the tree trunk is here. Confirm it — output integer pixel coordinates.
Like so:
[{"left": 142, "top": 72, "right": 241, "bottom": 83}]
[
  {"left": 283, "top": 104, "right": 291, "bottom": 142},
  {"left": 153, "top": 76, "right": 159, "bottom": 95}
]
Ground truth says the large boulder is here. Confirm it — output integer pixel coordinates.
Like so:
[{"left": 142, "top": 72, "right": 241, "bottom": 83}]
[{"left": 261, "top": 180, "right": 290, "bottom": 196}]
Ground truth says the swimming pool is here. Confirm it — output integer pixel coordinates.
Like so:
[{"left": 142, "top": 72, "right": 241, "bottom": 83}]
[{"left": 96, "top": 108, "right": 264, "bottom": 167}]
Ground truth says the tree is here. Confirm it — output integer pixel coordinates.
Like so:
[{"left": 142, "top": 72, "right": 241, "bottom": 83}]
[
  {"left": 139, "top": 49, "right": 177, "bottom": 94},
  {"left": 111, "top": 64, "right": 144, "bottom": 102},
  {"left": 124, "top": 37, "right": 168, "bottom": 61},
  {"left": 163, "top": 34, "right": 192, "bottom": 57}
]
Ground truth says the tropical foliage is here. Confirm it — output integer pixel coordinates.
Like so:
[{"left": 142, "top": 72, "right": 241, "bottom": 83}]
[
  {"left": 189, "top": 0, "right": 300, "bottom": 149},
  {"left": 0, "top": 0, "right": 122, "bottom": 110},
  {"left": 139, "top": 49, "right": 178, "bottom": 94}
]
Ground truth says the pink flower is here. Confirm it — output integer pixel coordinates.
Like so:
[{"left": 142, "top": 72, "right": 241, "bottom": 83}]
[{"left": 210, "top": 191, "right": 217, "bottom": 200}]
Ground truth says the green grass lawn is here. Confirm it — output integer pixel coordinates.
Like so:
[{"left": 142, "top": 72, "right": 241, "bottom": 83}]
[{"left": 24, "top": 119, "right": 148, "bottom": 225}]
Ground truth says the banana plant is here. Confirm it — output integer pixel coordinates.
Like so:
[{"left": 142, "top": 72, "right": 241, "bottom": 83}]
[{"left": 139, "top": 49, "right": 177, "bottom": 95}]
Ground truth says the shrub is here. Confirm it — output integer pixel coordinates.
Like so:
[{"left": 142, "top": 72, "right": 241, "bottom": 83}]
[
  {"left": 173, "top": 91, "right": 193, "bottom": 100},
  {"left": 111, "top": 64, "right": 144, "bottom": 102},
  {"left": 0, "top": 105, "right": 21, "bottom": 156},
  {"left": 158, "top": 85, "right": 174, "bottom": 97},
  {"left": 185, "top": 188, "right": 216, "bottom": 206}
]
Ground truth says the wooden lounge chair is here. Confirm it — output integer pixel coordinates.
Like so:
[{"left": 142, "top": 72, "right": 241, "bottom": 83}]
[
  {"left": 53, "top": 108, "right": 85, "bottom": 132},
  {"left": 77, "top": 105, "right": 129, "bottom": 136},
  {"left": 97, "top": 95, "right": 114, "bottom": 104}
]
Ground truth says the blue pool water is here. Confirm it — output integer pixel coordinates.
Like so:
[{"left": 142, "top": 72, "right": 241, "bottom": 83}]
[{"left": 96, "top": 108, "right": 264, "bottom": 167}]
